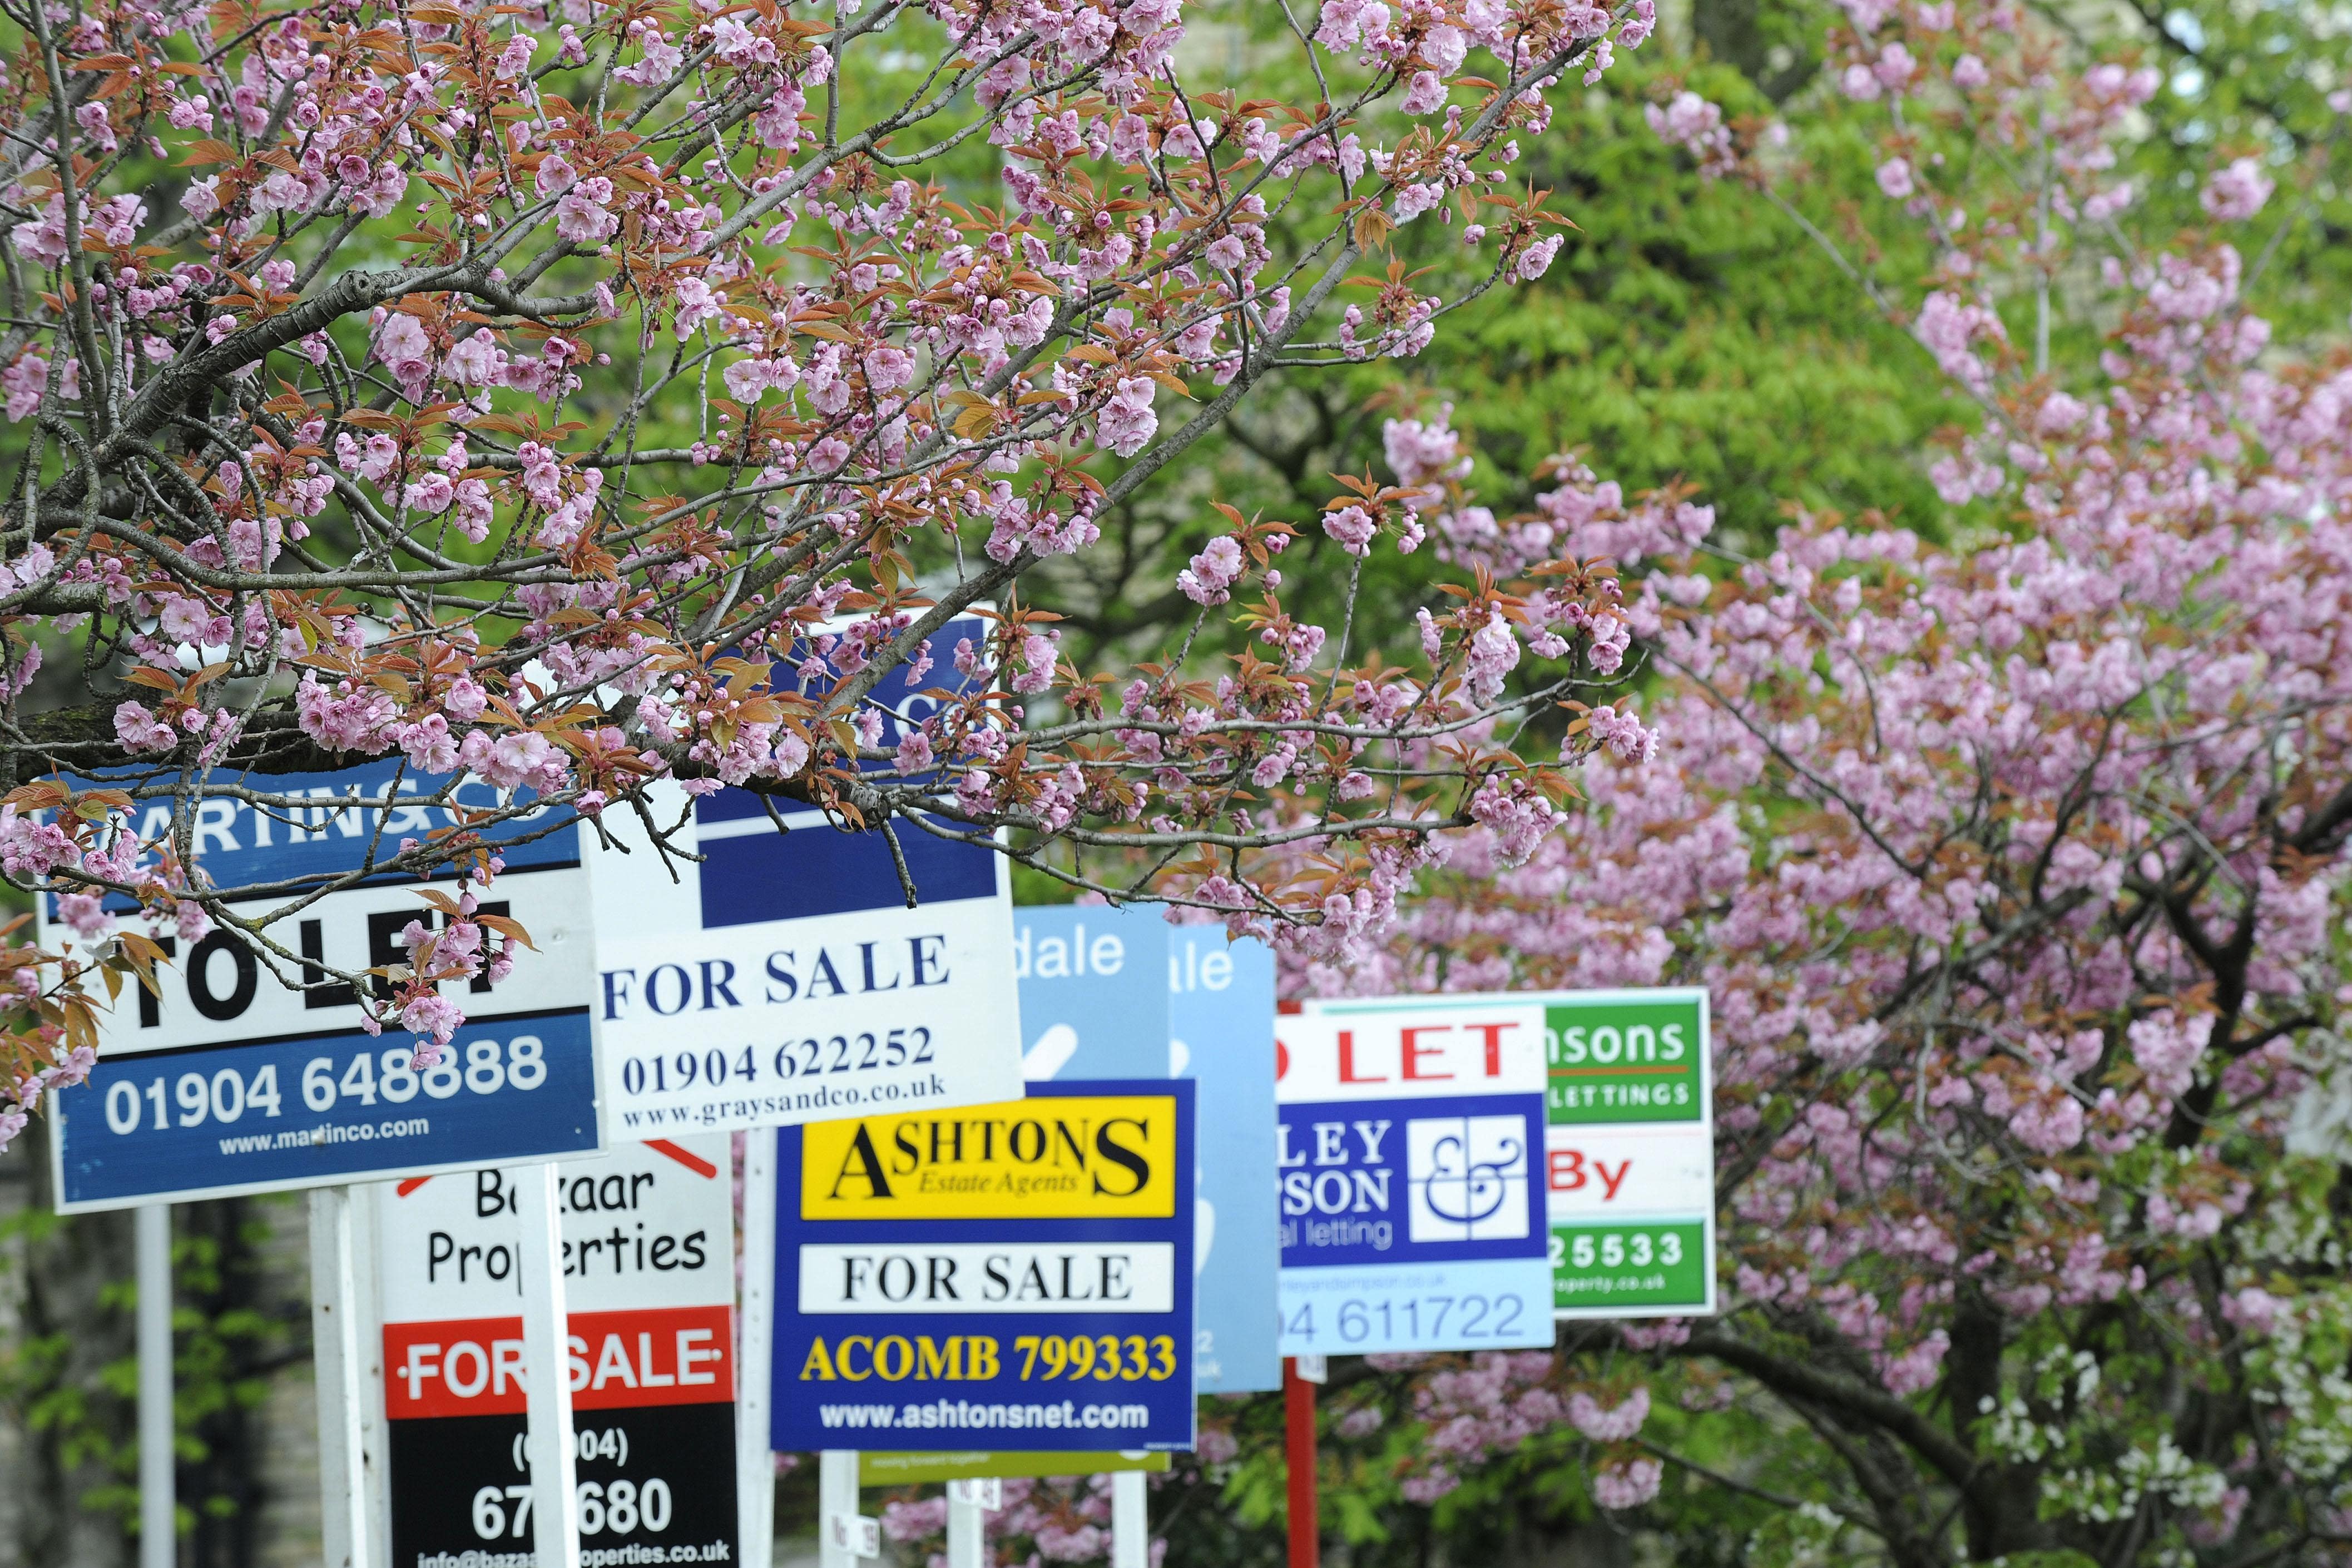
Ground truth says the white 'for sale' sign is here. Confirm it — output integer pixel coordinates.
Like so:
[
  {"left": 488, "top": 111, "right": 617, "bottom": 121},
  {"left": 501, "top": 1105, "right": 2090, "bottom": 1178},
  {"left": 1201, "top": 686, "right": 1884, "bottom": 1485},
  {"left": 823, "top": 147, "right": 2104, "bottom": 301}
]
[{"left": 586, "top": 613, "right": 1026, "bottom": 1137}]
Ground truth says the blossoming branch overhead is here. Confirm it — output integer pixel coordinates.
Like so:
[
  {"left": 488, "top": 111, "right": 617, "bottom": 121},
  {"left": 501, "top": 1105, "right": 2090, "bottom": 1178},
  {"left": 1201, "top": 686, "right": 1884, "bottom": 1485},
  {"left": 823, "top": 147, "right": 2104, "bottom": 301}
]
[{"left": 0, "top": 0, "right": 1666, "bottom": 1135}]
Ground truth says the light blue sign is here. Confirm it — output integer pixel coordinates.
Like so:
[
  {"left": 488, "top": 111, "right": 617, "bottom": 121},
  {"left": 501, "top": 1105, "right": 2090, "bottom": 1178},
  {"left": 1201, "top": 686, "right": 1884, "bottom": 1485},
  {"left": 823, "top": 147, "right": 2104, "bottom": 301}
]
[{"left": 1017, "top": 906, "right": 1280, "bottom": 1392}]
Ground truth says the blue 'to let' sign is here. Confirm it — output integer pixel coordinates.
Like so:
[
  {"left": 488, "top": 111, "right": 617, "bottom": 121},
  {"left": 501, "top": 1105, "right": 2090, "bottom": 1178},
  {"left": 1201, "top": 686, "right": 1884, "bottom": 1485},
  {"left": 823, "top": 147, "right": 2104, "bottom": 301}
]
[{"left": 44, "top": 759, "right": 603, "bottom": 1211}]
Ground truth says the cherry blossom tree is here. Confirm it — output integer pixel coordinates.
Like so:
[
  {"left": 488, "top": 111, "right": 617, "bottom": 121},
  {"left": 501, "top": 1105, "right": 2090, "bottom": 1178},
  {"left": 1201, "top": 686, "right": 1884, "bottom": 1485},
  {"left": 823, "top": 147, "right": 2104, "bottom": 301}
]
[
  {"left": 0, "top": 0, "right": 1668, "bottom": 1140},
  {"left": 1259, "top": 1, "right": 2352, "bottom": 1564},
  {"left": 877, "top": 1473, "right": 1142, "bottom": 1567}
]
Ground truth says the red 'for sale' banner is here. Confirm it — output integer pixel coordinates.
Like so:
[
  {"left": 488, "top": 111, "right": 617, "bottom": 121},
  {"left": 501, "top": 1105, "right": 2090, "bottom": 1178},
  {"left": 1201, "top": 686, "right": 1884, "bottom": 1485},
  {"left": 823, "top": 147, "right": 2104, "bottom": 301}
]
[{"left": 382, "top": 1302, "right": 734, "bottom": 1419}]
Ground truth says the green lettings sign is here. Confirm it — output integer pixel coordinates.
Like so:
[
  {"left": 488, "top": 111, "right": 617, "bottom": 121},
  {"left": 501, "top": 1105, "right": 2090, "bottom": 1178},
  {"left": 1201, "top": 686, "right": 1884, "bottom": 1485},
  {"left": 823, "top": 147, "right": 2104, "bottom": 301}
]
[
  {"left": 1548, "top": 1220, "right": 1709, "bottom": 1312},
  {"left": 1544, "top": 992, "right": 1707, "bottom": 1125},
  {"left": 1538, "top": 990, "right": 1715, "bottom": 1319}
]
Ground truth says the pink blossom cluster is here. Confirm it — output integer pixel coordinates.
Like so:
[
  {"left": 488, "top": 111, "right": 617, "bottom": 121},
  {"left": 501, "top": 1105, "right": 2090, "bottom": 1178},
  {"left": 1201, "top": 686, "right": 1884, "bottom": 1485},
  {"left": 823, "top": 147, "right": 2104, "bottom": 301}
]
[
  {"left": 879, "top": 1472, "right": 1172, "bottom": 1566},
  {"left": 1297, "top": 0, "right": 2352, "bottom": 1540},
  {"left": 0, "top": 0, "right": 1677, "bottom": 1100}
]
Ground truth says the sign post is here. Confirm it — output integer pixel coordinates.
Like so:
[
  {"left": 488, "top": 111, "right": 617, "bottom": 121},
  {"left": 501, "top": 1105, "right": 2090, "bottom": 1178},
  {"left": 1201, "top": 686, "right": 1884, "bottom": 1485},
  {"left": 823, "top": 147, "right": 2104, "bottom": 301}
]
[
  {"left": 1282, "top": 1355, "right": 1323, "bottom": 1568},
  {"left": 588, "top": 618, "right": 1031, "bottom": 1567},
  {"left": 818, "top": 1451, "right": 870, "bottom": 1567},
  {"left": 1010, "top": 906, "right": 1277, "bottom": 1568},
  {"left": 136, "top": 1203, "right": 172, "bottom": 1568},
  {"left": 739, "top": 1127, "right": 779, "bottom": 1568},
  {"left": 516, "top": 1165, "right": 581, "bottom": 1568},
  {"left": 944, "top": 1477, "right": 994, "bottom": 1568},
  {"left": 41, "top": 762, "right": 610, "bottom": 1567},
  {"left": 1111, "top": 1470, "right": 1147, "bottom": 1568},
  {"left": 310, "top": 1185, "right": 382, "bottom": 1568},
  {"left": 1277, "top": 998, "right": 1554, "bottom": 1355}
]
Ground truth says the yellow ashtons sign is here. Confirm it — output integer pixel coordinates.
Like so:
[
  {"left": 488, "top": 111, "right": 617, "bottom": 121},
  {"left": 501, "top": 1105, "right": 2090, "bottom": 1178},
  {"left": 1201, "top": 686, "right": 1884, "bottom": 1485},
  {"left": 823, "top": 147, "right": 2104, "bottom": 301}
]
[{"left": 800, "top": 1096, "right": 1179, "bottom": 1220}]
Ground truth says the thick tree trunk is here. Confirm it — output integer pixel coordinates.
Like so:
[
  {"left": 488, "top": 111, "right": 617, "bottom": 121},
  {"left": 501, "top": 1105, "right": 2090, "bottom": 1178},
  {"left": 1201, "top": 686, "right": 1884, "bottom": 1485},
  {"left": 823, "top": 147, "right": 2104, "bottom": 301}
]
[
  {"left": 1943, "top": 1295, "right": 2052, "bottom": 1560},
  {"left": 2, "top": 1115, "right": 138, "bottom": 1568}
]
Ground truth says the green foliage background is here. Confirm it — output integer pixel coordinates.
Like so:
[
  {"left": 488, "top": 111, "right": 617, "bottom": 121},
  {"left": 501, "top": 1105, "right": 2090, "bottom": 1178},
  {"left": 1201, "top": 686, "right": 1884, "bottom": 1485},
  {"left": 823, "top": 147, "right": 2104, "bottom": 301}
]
[
  {"left": 9, "top": 0, "right": 2352, "bottom": 1557},
  {"left": 1060, "top": 0, "right": 2352, "bottom": 1560}
]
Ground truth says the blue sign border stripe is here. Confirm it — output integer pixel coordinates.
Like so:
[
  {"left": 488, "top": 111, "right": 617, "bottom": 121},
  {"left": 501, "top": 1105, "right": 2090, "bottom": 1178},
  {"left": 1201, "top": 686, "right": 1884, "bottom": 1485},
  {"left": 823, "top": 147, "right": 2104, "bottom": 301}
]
[{"left": 53, "top": 1006, "right": 601, "bottom": 1210}]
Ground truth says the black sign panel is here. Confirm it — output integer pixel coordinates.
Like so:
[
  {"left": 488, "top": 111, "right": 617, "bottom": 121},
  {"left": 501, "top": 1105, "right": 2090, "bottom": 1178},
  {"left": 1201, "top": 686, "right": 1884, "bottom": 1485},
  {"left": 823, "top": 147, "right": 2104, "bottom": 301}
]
[{"left": 390, "top": 1403, "right": 737, "bottom": 1567}]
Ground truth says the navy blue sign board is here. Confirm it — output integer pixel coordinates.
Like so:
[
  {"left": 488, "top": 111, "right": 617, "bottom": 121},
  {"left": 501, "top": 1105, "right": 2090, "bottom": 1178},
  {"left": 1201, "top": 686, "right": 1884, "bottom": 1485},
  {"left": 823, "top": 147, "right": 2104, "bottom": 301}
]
[
  {"left": 590, "top": 613, "right": 1027, "bottom": 1137},
  {"left": 42, "top": 760, "right": 601, "bottom": 1212},
  {"left": 769, "top": 1079, "right": 1197, "bottom": 1451}
]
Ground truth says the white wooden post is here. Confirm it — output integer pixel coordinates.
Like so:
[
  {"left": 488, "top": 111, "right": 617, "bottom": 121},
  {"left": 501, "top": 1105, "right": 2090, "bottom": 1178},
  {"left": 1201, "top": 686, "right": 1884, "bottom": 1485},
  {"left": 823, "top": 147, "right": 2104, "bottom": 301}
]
[
  {"left": 516, "top": 1165, "right": 581, "bottom": 1568},
  {"left": 309, "top": 1186, "right": 384, "bottom": 1568},
  {"left": 737, "top": 1128, "right": 779, "bottom": 1568},
  {"left": 819, "top": 1451, "right": 872, "bottom": 1567},
  {"left": 945, "top": 1478, "right": 998, "bottom": 1568},
  {"left": 136, "top": 1204, "right": 174, "bottom": 1568},
  {"left": 1111, "top": 1470, "right": 1148, "bottom": 1568}
]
